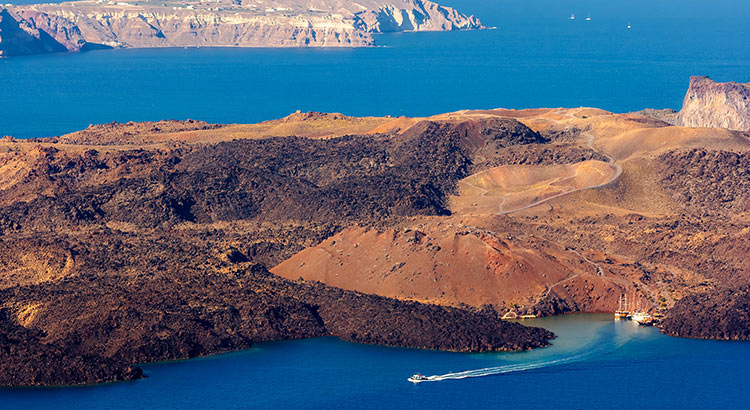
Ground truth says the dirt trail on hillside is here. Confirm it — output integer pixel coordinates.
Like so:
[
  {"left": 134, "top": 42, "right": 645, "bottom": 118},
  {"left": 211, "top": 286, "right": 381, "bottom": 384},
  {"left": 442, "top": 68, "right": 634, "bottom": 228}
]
[{"left": 451, "top": 109, "right": 622, "bottom": 215}]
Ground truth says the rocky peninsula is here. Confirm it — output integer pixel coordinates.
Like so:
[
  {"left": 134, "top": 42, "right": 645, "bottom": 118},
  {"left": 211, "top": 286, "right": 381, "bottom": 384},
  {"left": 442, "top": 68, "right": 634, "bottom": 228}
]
[
  {"left": 0, "top": 114, "right": 555, "bottom": 387},
  {"left": 1, "top": 78, "right": 750, "bottom": 386},
  {"left": 0, "top": 0, "right": 483, "bottom": 57}
]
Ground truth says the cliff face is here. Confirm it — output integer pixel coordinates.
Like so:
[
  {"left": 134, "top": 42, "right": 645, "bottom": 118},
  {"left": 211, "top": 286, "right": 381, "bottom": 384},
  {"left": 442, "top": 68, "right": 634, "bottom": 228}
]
[
  {"left": 0, "top": 9, "right": 69, "bottom": 57},
  {"left": 677, "top": 76, "right": 750, "bottom": 131},
  {"left": 355, "top": 0, "right": 483, "bottom": 32},
  {"left": 0, "top": 0, "right": 482, "bottom": 57}
]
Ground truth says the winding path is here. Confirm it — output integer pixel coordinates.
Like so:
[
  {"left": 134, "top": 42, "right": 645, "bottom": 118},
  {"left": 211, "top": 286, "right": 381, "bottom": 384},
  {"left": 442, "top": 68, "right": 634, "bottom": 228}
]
[{"left": 457, "top": 109, "right": 623, "bottom": 215}]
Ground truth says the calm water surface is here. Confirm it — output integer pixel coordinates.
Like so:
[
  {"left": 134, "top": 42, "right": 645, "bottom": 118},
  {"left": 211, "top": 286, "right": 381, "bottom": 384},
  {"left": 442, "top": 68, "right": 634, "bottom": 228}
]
[
  {"left": 1, "top": 314, "right": 748, "bottom": 410},
  {"left": 1, "top": 0, "right": 749, "bottom": 137}
]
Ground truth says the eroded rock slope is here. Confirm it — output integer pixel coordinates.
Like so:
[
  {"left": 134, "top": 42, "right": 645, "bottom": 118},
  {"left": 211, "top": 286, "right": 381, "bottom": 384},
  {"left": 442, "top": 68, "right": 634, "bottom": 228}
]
[{"left": 677, "top": 76, "right": 750, "bottom": 131}]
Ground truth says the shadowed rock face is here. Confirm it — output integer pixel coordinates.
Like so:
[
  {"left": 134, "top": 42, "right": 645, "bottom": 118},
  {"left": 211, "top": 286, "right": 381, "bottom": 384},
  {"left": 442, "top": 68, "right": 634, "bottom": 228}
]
[
  {"left": 660, "top": 286, "right": 750, "bottom": 340},
  {"left": 0, "top": 9, "right": 68, "bottom": 56},
  {"left": 677, "top": 76, "right": 750, "bottom": 131}
]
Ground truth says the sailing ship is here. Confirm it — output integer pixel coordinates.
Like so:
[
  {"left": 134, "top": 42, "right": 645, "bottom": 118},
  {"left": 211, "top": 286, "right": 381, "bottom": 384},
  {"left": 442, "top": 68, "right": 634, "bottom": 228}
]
[{"left": 614, "top": 294, "right": 629, "bottom": 319}]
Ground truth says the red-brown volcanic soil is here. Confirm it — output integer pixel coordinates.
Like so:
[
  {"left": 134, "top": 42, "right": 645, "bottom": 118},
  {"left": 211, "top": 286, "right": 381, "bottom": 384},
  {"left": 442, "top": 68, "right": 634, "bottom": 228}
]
[{"left": 272, "top": 221, "right": 665, "bottom": 316}]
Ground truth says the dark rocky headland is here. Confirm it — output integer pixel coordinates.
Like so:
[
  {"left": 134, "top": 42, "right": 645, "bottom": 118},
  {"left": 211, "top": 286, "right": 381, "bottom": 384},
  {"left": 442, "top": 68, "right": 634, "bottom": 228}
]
[
  {"left": 0, "top": 116, "right": 554, "bottom": 386},
  {"left": 1, "top": 77, "right": 750, "bottom": 386}
]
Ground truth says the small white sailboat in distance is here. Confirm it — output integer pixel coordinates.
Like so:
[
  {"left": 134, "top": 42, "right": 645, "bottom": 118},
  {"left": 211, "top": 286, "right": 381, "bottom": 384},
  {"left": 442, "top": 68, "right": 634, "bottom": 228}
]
[
  {"left": 570, "top": 13, "right": 575, "bottom": 20},
  {"left": 627, "top": 21, "right": 632, "bottom": 29},
  {"left": 585, "top": 14, "right": 591, "bottom": 21}
]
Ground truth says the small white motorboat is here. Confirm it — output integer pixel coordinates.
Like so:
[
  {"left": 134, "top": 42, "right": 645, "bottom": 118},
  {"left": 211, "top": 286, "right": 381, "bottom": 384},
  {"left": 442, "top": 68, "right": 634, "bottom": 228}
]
[{"left": 408, "top": 374, "right": 430, "bottom": 383}]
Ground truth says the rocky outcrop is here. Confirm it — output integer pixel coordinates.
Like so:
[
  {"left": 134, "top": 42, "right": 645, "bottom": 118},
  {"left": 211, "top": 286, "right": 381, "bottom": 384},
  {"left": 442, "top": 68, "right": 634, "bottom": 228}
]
[
  {"left": 660, "top": 286, "right": 750, "bottom": 340},
  {"left": 0, "top": 8, "right": 68, "bottom": 57},
  {"left": 6, "top": 102, "right": 750, "bottom": 385},
  {"left": 0, "top": 0, "right": 482, "bottom": 57},
  {"left": 355, "top": 0, "right": 482, "bottom": 32},
  {"left": 677, "top": 76, "right": 750, "bottom": 131}
]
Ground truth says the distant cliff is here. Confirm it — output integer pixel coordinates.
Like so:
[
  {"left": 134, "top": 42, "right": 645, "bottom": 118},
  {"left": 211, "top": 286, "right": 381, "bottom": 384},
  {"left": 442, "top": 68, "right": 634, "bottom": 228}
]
[
  {"left": 0, "top": 0, "right": 483, "bottom": 57},
  {"left": 0, "top": 8, "right": 70, "bottom": 56},
  {"left": 355, "top": 0, "right": 482, "bottom": 32},
  {"left": 677, "top": 76, "right": 750, "bottom": 131}
]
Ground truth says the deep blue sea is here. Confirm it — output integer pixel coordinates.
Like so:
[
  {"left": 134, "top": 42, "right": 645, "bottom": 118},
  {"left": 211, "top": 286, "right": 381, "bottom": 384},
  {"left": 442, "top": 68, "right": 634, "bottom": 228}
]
[
  {"left": 2, "top": 314, "right": 749, "bottom": 410},
  {"left": 1, "top": 0, "right": 750, "bottom": 138}
]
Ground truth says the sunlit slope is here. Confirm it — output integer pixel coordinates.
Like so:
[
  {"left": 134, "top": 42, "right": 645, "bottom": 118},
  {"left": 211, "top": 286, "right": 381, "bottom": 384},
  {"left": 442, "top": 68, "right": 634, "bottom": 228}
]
[
  {"left": 451, "top": 160, "right": 618, "bottom": 215},
  {"left": 272, "top": 223, "right": 635, "bottom": 313}
]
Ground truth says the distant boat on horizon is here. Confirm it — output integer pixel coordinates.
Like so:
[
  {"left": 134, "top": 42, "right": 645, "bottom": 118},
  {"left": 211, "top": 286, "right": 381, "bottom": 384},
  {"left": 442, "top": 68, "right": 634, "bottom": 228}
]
[
  {"left": 570, "top": 13, "right": 575, "bottom": 20},
  {"left": 627, "top": 21, "right": 632, "bottom": 29},
  {"left": 585, "top": 14, "right": 591, "bottom": 21}
]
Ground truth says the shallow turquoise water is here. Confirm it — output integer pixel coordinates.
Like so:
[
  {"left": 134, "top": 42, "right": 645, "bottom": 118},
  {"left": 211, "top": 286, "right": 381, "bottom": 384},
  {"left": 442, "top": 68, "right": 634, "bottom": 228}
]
[
  {"left": 2, "top": 314, "right": 748, "bottom": 410},
  {"left": 1, "top": 0, "right": 749, "bottom": 137}
]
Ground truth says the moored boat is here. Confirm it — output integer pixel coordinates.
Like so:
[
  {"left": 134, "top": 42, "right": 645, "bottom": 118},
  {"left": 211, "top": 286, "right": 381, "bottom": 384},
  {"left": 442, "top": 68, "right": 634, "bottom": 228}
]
[
  {"left": 631, "top": 311, "right": 653, "bottom": 325},
  {"left": 614, "top": 294, "right": 630, "bottom": 319}
]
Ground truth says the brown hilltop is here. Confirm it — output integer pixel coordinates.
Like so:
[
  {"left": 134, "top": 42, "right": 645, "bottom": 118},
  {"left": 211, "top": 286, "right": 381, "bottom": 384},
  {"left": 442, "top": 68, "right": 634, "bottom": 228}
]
[
  {"left": 266, "top": 106, "right": 750, "bottom": 328},
  {"left": 272, "top": 222, "right": 637, "bottom": 315},
  {"left": 57, "top": 119, "right": 223, "bottom": 145}
]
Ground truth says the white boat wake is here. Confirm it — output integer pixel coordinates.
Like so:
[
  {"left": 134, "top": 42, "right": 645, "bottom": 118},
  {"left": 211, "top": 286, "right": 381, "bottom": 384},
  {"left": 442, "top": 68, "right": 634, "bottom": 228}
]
[
  {"left": 414, "top": 351, "right": 591, "bottom": 383},
  {"left": 411, "top": 325, "right": 633, "bottom": 383}
]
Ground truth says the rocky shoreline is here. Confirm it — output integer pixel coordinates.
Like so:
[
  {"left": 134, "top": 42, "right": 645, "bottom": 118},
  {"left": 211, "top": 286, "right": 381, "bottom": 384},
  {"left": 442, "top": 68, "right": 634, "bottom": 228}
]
[
  {"left": 0, "top": 116, "right": 553, "bottom": 387},
  {"left": 1, "top": 82, "right": 749, "bottom": 385},
  {"left": 659, "top": 286, "right": 750, "bottom": 340},
  {"left": 0, "top": 260, "right": 553, "bottom": 387}
]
